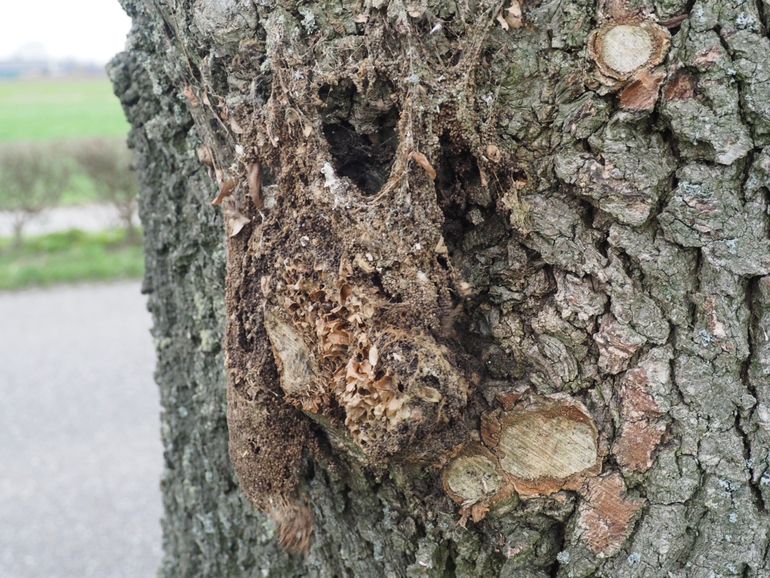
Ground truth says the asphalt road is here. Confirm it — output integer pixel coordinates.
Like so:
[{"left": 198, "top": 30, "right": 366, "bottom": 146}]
[{"left": 0, "top": 282, "right": 163, "bottom": 578}]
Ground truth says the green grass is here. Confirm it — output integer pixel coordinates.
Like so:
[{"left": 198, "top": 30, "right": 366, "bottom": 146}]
[
  {"left": 0, "top": 78, "right": 129, "bottom": 142},
  {"left": 0, "top": 229, "right": 144, "bottom": 291}
]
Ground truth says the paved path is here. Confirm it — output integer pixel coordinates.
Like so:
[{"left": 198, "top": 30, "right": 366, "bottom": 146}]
[
  {"left": 0, "top": 204, "right": 136, "bottom": 238},
  {"left": 0, "top": 282, "right": 162, "bottom": 578}
]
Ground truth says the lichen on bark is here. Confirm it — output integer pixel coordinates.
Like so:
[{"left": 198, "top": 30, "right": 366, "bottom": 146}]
[{"left": 114, "top": 0, "right": 770, "bottom": 575}]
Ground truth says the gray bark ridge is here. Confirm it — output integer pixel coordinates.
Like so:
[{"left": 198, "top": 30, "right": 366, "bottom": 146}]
[{"left": 112, "top": 0, "right": 770, "bottom": 576}]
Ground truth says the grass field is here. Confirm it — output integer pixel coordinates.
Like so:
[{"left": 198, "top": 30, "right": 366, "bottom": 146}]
[
  {"left": 0, "top": 78, "right": 141, "bottom": 290},
  {"left": 0, "top": 78, "right": 129, "bottom": 142},
  {"left": 0, "top": 229, "right": 143, "bottom": 291},
  {"left": 0, "top": 77, "right": 130, "bottom": 205}
]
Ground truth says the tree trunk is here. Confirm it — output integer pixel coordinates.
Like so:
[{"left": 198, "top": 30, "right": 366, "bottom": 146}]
[
  {"left": 11, "top": 215, "right": 25, "bottom": 249},
  {"left": 119, "top": 201, "right": 139, "bottom": 244},
  {"left": 110, "top": 0, "right": 770, "bottom": 576}
]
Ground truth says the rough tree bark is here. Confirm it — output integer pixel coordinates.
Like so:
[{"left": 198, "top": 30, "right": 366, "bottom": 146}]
[{"left": 110, "top": 0, "right": 770, "bottom": 576}]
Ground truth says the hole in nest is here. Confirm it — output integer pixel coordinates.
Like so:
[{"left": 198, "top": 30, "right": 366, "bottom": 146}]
[
  {"left": 422, "top": 375, "right": 441, "bottom": 390},
  {"left": 320, "top": 79, "right": 399, "bottom": 196},
  {"left": 322, "top": 115, "right": 399, "bottom": 195},
  {"left": 370, "top": 270, "right": 404, "bottom": 303},
  {"left": 436, "top": 135, "right": 482, "bottom": 250},
  {"left": 370, "top": 270, "right": 386, "bottom": 294}
]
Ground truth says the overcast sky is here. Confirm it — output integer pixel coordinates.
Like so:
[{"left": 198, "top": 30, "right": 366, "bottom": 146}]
[{"left": 0, "top": 0, "right": 132, "bottom": 64}]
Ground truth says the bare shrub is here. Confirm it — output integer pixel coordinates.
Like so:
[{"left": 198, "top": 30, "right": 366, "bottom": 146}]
[
  {"left": 74, "top": 139, "right": 140, "bottom": 242},
  {"left": 0, "top": 144, "right": 71, "bottom": 246}
]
